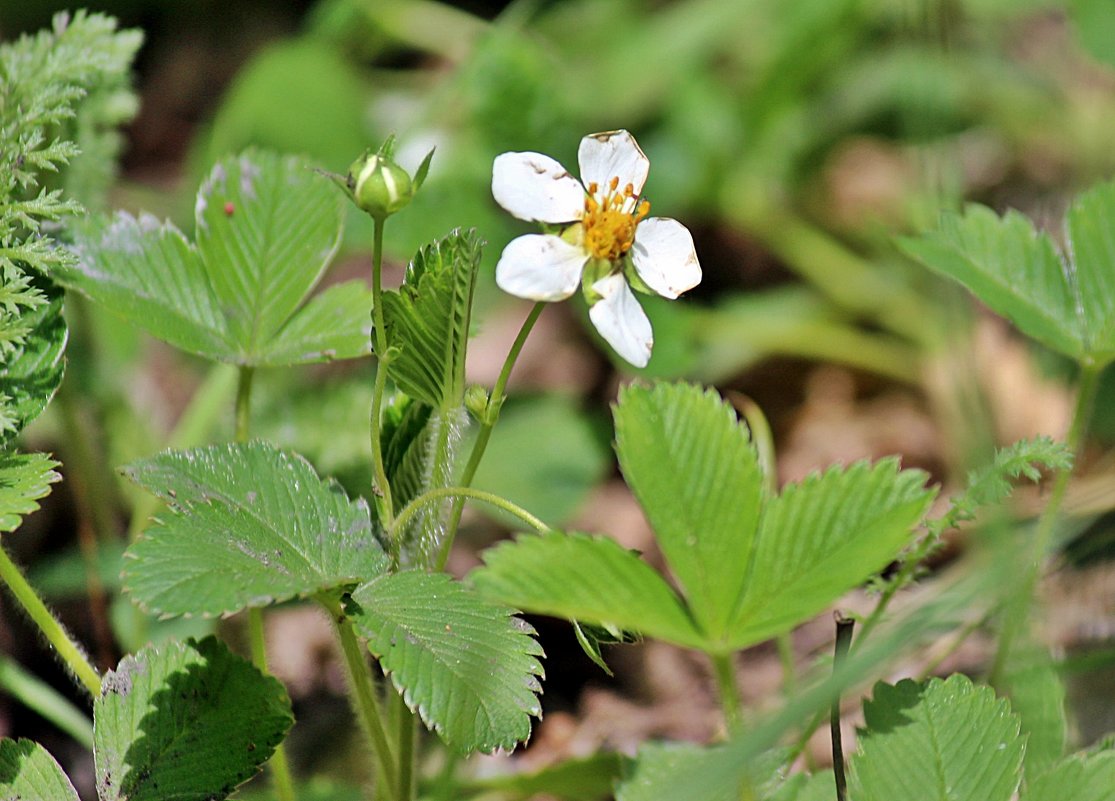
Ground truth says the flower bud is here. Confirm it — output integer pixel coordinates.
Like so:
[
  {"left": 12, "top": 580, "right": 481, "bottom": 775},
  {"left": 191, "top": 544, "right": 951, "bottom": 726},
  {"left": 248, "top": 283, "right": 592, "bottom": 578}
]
[{"left": 348, "top": 152, "right": 414, "bottom": 220}]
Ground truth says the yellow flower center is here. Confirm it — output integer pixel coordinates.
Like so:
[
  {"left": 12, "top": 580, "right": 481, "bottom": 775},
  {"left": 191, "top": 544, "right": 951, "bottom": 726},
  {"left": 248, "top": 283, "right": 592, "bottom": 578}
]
[{"left": 581, "top": 177, "right": 650, "bottom": 262}]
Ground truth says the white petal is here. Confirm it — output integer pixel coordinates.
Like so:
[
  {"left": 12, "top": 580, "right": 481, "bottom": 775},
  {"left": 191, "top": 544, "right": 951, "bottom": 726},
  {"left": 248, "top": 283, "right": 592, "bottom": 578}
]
[
  {"left": 578, "top": 130, "right": 650, "bottom": 197},
  {"left": 588, "top": 273, "right": 653, "bottom": 368},
  {"left": 496, "top": 234, "right": 588, "bottom": 301},
  {"left": 492, "top": 151, "right": 585, "bottom": 223},
  {"left": 631, "top": 217, "right": 702, "bottom": 299}
]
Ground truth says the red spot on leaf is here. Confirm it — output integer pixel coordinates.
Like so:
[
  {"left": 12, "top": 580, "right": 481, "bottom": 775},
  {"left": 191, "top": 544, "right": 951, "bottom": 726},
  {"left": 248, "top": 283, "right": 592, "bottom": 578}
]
[{"left": 223, "top": 202, "right": 235, "bottom": 216}]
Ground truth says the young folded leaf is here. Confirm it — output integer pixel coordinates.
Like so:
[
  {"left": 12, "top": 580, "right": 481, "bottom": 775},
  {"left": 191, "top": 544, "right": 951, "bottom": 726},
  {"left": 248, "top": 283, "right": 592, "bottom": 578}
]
[
  {"left": 123, "top": 441, "right": 387, "bottom": 617},
  {"left": 380, "top": 228, "right": 483, "bottom": 409}
]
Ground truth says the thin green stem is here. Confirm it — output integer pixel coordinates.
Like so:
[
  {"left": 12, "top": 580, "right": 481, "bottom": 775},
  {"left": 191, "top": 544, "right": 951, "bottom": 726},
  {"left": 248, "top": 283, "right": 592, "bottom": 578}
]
[
  {"left": 0, "top": 547, "right": 100, "bottom": 696},
  {"left": 369, "top": 216, "right": 396, "bottom": 539},
  {"left": 710, "top": 651, "right": 742, "bottom": 733},
  {"left": 435, "top": 302, "right": 545, "bottom": 570},
  {"left": 399, "top": 486, "right": 549, "bottom": 540},
  {"left": 235, "top": 366, "right": 255, "bottom": 444},
  {"left": 990, "top": 363, "right": 1101, "bottom": 684},
  {"left": 0, "top": 651, "right": 94, "bottom": 748},
  {"left": 393, "top": 687, "right": 416, "bottom": 801},
  {"left": 322, "top": 596, "right": 398, "bottom": 797},
  {"left": 776, "top": 633, "right": 797, "bottom": 698},
  {"left": 236, "top": 365, "right": 295, "bottom": 801}
]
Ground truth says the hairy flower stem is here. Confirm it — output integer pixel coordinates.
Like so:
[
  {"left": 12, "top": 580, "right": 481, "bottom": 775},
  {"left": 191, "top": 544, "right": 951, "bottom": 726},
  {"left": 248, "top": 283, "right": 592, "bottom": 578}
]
[
  {"left": 400, "top": 486, "right": 549, "bottom": 540},
  {"left": 990, "top": 363, "right": 1101, "bottom": 685},
  {"left": 235, "top": 365, "right": 296, "bottom": 801},
  {"left": 711, "top": 652, "right": 743, "bottom": 733},
  {"left": 322, "top": 595, "right": 398, "bottom": 798},
  {"left": 435, "top": 302, "right": 545, "bottom": 571},
  {"left": 0, "top": 546, "right": 101, "bottom": 696},
  {"left": 368, "top": 217, "right": 397, "bottom": 546}
]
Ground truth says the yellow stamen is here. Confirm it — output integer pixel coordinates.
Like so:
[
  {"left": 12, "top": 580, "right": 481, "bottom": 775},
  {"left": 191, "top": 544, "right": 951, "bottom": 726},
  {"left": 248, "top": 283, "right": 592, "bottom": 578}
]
[{"left": 581, "top": 176, "right": 650, "bottom": 261}]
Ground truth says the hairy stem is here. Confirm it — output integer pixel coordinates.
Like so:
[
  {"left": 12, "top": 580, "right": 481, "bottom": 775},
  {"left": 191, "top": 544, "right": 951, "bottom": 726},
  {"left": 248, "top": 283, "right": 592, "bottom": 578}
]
[
  {"left": 369, "top": 217, "right": 396, "bottom": 542},
  {"left": 398, "top": 486, "right": 549, "bottom": 539},
  {"left": 322, "top": 596, "right": 398, "bottom": 797},
  {"left": 990, "top": 363, "right": 1100, "bottom": 684},
  {"left": 0, "top": 547, "right": 100, "bottom": 696},
  {"left": 435, "top": 302, "right": 544, "bottom": 570}
]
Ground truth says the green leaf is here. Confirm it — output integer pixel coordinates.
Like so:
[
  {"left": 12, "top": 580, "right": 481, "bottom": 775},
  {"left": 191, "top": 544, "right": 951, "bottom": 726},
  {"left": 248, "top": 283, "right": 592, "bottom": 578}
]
[
  {"left": 613, "top": 383, "right": 763, "bottom": 641},
  {"left": 899, "top": 205, "right": 1086, "bottom": 361},
  {"left": 461, "top": 752, "right": 625, "bottom": 800},
  {"left": 470, "top": 394, "right": 611, "bottom": 528},
  {"left": 382, "top": 229, "right": 481, "bottom": 409},
  {"left": 1026, "top": 751, "right": 1115, "bottom": 801},
  {"left": 350, "top": 570, "right": 543, "bottom": 754},
  {"left": 615, "top": 742, "right": 749, "bottom": 801},
  {"left": 0, "top": 451, "right": 61, "bottom": 533},
  {"left": 94, "top": 636, "right": 293, "bottom": 801},
  {"left": 1066, "top": 180, "right": 1115, "bottom": 364},
  {"left": 727, "top": 458, "right": 933, "bottom": 649},
  {"left": 0, "top": 739, "right": 79, "bottom": 801},
  {"left": 64, "top": 151, "right": 356, "bottom": 367},
  {"left": 765, "top": 771, "right": 835, "bottom": 801},
  {"left": 472, "top": 531, "right": 705, "bottom": 649},
  {"left": 253, "top": 280, "right": 373, "bottom": 366},
  {"left": 123, "top": 441, "right": 387, "bottom": 617},
  {"left": 848, "top": 675, "right": 1024, "bottom": 801},
  {"left": 0, "top": 278, "right": 66, "bottom": 444},
  {"left": 195, "top": 150, "right": 344, "bottom": 358},
  {"left": 1004, "top": 659, "right": 1066, "bottom": 783},
  {"left": 66, "top": 213, "right": 232, "bottom": 359}
]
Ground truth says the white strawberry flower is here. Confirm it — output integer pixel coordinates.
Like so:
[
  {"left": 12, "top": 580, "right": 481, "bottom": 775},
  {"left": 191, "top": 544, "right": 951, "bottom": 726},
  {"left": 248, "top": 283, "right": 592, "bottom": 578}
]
[{"left": 491, "top": 130, "right": 701, "bottom": 368}]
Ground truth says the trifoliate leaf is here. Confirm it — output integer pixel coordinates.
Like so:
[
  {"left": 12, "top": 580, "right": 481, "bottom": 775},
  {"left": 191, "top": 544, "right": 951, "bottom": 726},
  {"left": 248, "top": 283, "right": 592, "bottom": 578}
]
[
  {"left": 123, "top": 441, "right": 386, "bottom": 617},
  {"left": 350, "top": 570, "right": 544, "bottom": 754},
  {"left": 94, "top": 636, "right": 292, "bottom": 801},
  {"left": 381, "top": 229, "right": 481, "bottom": 409},
  {"left": 0, "top": 739, "right": 79, "bottom": 801},
  {"left": 614, "top": 382, "right": 764, "bottom": 641},
  {"left": 64, "top": 151, "right": 357, "bottom": 367},
  {"left": 0, "top": 451, "right": 61, "bottom": 533},
  {"left": 848, "top": 675, "right": 1024, "bottom": 801},
  {"left": 473, "top": 531, "right": 705, "bottom": 649}
]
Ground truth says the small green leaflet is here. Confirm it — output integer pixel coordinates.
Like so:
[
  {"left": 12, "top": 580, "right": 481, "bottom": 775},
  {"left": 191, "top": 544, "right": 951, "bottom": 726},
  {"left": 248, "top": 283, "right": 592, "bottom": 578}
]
[
  {"left": 94, "top": 636, "right": 293, "bottom": 801},
  {"left": 0, "top": 739, "right": 79, "bottom": 801},
  {"left": 848, "top": 675, "right": 1024, "bottom": 801},
  {"left": 0, "top": 451, "right": 60, "bottom": 533},
  {"left": 64, "top": 150, "right": 370, "bottom": 367},
  {"left": 350, "top": 570, "right": 544, "bottom": 754},
  {"left": 123, "top": 441, "right": 387, "bottom": 617},
  {"left": 1026, "top": 751, "right": 1115, "bottom": 801}
]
